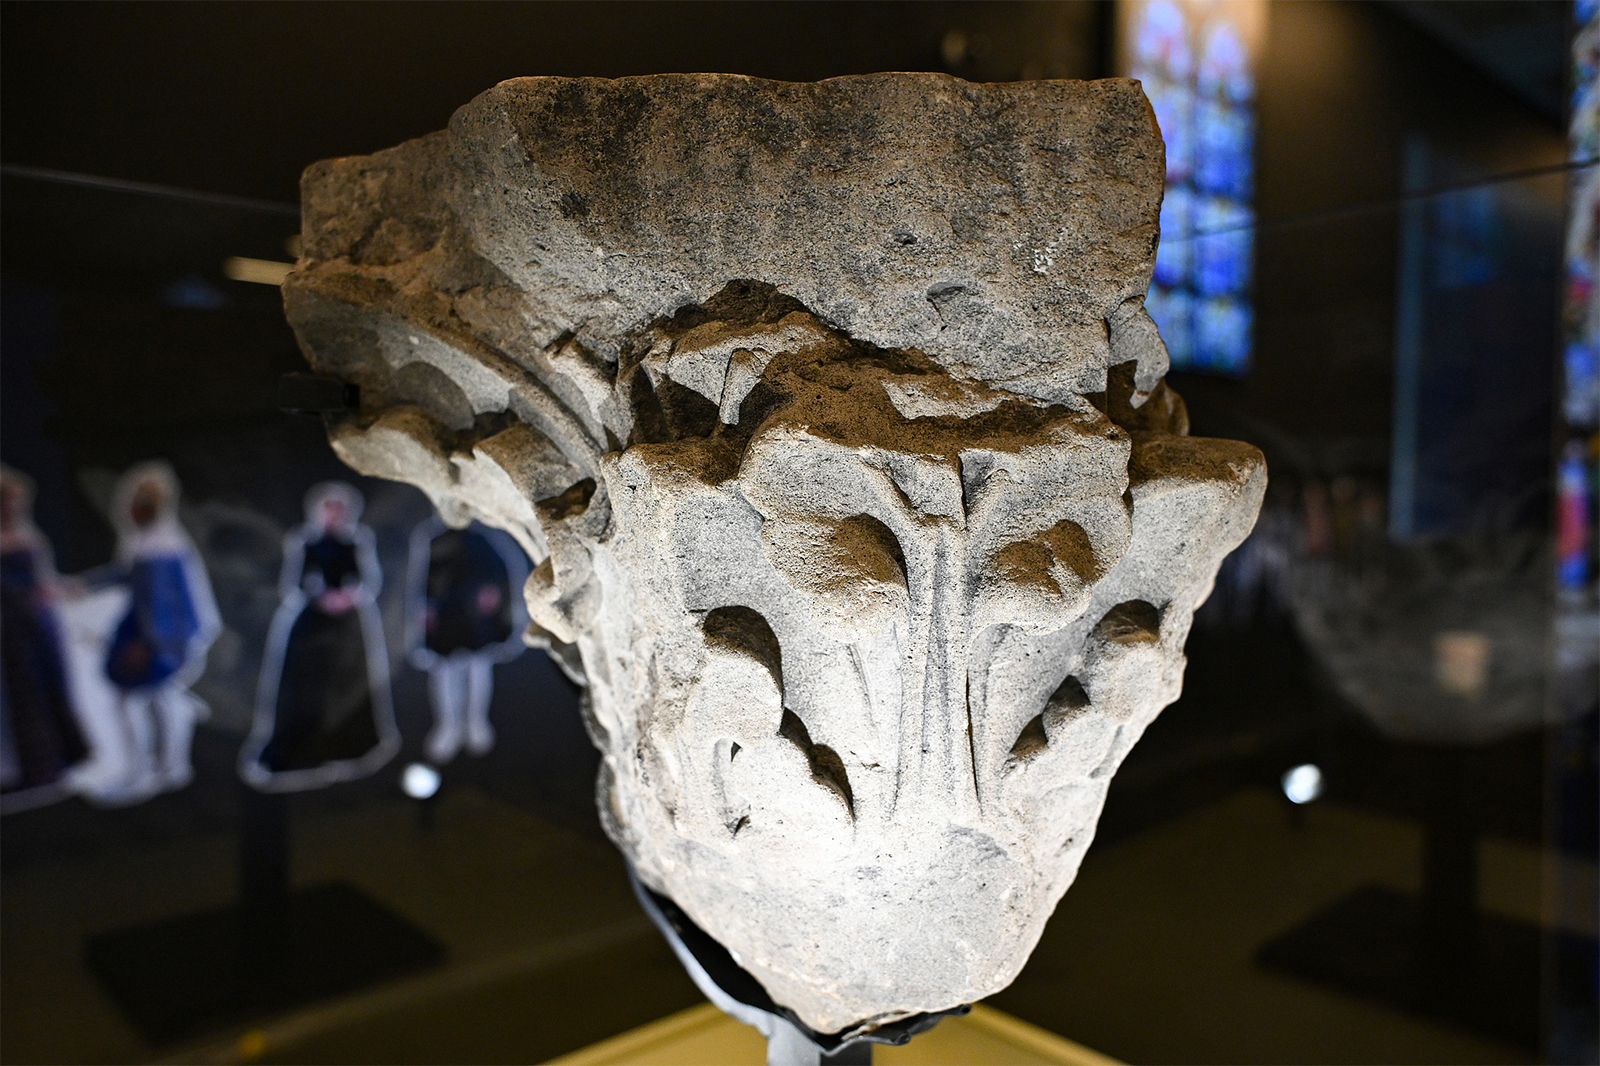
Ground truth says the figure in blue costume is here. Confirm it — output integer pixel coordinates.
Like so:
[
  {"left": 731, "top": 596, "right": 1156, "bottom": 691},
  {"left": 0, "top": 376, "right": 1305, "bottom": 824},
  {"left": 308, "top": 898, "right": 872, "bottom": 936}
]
[
  {"left": 61, "top": 460, "right": 224, "bottom": 800},
  {"left": 240, "top": 482, "right": 398, "bottom": 791},
  {"left": 90, "top": 462, "right": 221, "bottom": 802},
  {"left": 406, "top": 516, "right": 527, "bottom": 764},
  {"left": 0, "top": 466, "right": 88, "bottom": 813}
]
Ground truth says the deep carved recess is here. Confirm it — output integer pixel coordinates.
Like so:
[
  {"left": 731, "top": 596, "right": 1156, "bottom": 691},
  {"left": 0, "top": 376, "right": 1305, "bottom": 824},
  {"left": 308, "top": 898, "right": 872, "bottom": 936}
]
[
  {"left": 779, "top": 708, "right": 856, "bottom": 818},
  {"left": 703, "top": 604, "right": 783, "bottom": 681},
  {"left": 1094, "top": 600, "right": 1165, "bottom": 645}
]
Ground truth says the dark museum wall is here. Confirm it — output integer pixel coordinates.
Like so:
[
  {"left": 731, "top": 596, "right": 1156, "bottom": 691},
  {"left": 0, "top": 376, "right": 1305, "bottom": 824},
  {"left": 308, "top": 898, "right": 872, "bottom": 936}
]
[
  {"left": 2, "top": 2, "right": 1560, "bottom": 205},
  {"left": 2, "top": 0, "right": 1562, "bottom": 480},
  {"left": 0, "top": 1, "right": 1098, "bottom": 204},
  {"left": 1182, "top": 0, "right": 1564, "bottom": 481}
]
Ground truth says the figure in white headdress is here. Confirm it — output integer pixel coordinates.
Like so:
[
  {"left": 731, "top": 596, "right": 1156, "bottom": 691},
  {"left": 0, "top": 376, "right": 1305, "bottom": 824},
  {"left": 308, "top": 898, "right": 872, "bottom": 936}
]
[
  {"left": 64, "top": 461, "right": 220, "bottom": 803},
  {"left": 406, "top": 516, "right": 527, "bottom": 764},
  {"left": 240, "top": 481, "right": 398, "bottom": 790}
]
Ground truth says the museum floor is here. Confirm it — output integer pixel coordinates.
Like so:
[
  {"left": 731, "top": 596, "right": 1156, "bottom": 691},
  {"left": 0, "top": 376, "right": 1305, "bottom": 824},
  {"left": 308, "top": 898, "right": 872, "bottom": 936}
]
[{"left": 3, "top": 770, "right": 1590, "bottom": 1066}]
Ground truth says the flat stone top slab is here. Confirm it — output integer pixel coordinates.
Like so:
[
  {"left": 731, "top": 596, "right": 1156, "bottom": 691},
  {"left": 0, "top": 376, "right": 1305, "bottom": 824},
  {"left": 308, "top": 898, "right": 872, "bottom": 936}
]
[{"left": 301, "top": 73, "right": 1163, "bottom": 398}]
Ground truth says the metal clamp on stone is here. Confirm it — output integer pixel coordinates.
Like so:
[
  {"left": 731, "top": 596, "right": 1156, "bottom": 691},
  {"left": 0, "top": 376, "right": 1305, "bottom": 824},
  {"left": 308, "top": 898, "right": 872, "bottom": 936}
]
[{"left": 278, "top": 371, "right": 358, "bottom": 415}]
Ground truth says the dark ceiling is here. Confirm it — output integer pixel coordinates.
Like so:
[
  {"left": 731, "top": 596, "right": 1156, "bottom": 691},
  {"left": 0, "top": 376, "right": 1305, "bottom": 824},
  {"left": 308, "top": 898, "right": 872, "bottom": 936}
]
[
  {"left": 0, "top": 1, "right": 1570, "bottom": 208},
  {"left": 0, "top": 2, "right": 1096, "bottom": 205},
  {"left": 1382, "top": 0, "right": 1569, "bottom": 121}
]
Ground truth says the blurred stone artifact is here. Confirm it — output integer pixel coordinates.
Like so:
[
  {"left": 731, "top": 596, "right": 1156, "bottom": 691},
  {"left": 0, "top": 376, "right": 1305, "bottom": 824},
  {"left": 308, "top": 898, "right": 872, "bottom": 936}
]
[
  {"left": 1285, "top": 477, "right": 1553, "bottom": 745},
  {"left": 0, "top": 466, "right": 88, "bottom": 812},
  {"left": 282, "top": 73, "right": 1265, "bottom": 1042},
  {"left": 62, "top": 461, "right": 221, "bottom": 805},
  {"left": 240, "top": 481, "right": 399, "bottom": 791},
  {"left": 406, "top": 515, "right": 527, "bottom": 763}
]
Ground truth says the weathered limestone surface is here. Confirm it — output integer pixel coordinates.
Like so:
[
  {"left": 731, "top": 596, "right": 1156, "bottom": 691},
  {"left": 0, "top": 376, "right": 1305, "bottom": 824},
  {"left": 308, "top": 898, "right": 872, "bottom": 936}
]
[{"left": 284, "top": 73, "right": 1265, "bottom": 1035}]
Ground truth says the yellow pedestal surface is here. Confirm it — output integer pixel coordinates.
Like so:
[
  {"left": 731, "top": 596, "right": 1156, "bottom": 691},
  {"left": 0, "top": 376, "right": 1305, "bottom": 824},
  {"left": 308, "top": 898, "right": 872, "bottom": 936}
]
[{"left": 548, "top": 1003, "right": 1121, "bottom": 1066}]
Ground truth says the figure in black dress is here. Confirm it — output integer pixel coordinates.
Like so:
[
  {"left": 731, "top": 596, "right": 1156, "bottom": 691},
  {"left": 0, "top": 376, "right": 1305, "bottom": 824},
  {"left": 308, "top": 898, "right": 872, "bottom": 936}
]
[
  {"left": 0, "top": 467, "right": 87, "bottom": 812},
  {"left": 406, "top": 517, "right": 527, "bottom": 764},
  {"left": 240, "top": 482, "right": 397, "bottom": 791}
]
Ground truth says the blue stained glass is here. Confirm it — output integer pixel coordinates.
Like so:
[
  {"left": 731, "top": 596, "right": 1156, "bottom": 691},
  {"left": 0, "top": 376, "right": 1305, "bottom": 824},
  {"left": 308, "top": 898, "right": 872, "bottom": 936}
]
[
  {"left": 1571, "top": 1, "right": 1599, "bottom": 161},
  {"left": 1195, "top": 100, "right": 1253, "bottom": 198},
  {"left": 1198, "top": 21, "right": 1253, "bottom": 103},
  {"left": 1136, "top": 0, "right": 1193, "bottom": 80},
  {"left": 1195, "top": 198, "right": 1252, "bottom": 296},
  {"left": 1565, "top": 339, "right": 1600, "bottom": 427},
  {"left": 1195, "top": 297, "right": 1252, "bottom": 372},
  {"left": 1129, "top": 0, "right": 1254, "bottom": 376},
  {"left": 1155, "top": 184, "right": 1193, "bottom": 288},
  {"left": 1567, "top": 0, "right": 1599, "bottom": 426},
  {"left": 1147, "top": 286, "right": 1195, "bottom": 365}
]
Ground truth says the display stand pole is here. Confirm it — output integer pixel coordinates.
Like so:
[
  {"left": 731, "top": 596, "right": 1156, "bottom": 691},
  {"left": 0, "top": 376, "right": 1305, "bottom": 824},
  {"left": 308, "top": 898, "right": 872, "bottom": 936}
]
[
  {"left": 82, "top": 778, "right": 444, "bottom": 1045},
  {"left": 237, "top": 781, "right": 291, "bottom": 988},
  {"left": 1419, "top": 747, "right": 1477, "bottom": 978}
]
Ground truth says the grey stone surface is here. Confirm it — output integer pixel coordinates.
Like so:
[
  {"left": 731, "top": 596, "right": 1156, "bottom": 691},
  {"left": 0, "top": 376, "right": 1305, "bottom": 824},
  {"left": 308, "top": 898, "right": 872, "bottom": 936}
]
[{"left": 284, "top": 72, "right": 1265, "bottom": 1035}]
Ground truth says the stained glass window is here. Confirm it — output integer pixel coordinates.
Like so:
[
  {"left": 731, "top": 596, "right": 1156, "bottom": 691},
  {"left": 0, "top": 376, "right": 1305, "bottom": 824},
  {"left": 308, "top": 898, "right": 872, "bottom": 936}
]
[
  {"left": 1124, "top": 0, "right": 1260, "bottom": 375},
  {"left": 1564, "top": 0, "right": 1600, "bottom": 432},
  {"left": 1558, "top": 0, "right": 1599, "bottom": 595}
]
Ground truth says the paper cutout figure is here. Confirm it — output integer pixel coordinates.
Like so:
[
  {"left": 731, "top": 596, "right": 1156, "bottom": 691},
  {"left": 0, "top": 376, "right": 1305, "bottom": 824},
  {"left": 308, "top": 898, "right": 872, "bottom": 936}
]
[
  {"left": 0, "top": 466, "right": 89, "bottom": 813},
  {"left": 405, "top": 517, "right": 527, "bottom": 764},
  {"left": 240, "top": 481, "right": 398, "bottom": 790},
  {"left": 64, "top": 461, "right": 221, "bottom": 805},
  {"left": 54, "top": 582, "right": 133, "bottom": 799}
]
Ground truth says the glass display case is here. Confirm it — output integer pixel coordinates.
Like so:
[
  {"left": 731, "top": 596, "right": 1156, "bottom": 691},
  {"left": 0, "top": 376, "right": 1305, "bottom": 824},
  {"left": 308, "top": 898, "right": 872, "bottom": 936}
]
[{"left": 1, "top": 3, "right": 1593, "bottom": 1064}]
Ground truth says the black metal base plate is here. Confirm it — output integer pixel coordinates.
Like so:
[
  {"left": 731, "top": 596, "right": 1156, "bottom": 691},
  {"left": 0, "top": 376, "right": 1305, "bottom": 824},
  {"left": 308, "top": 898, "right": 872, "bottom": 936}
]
[
  {"left": 82, "top": 881, "right": 445, "bottom": 1046},
  {"left": 1256, "top": 883, "right": 1579, "bottom": 1052}
]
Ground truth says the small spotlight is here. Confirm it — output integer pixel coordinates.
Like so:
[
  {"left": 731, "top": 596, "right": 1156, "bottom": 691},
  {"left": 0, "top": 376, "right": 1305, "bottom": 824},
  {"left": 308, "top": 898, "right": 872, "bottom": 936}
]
[
  {"left": 222, "top": 256, "right": 294, "bottom": 286},
  {"left": 1281, "top": 763, "right": 1323, "bottom": 805},
  {"left": 402, "top": 762, "right": 441, "bottom": 800}
]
